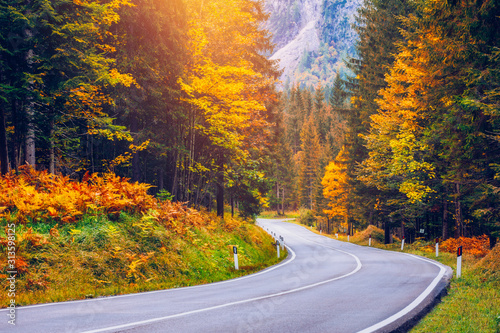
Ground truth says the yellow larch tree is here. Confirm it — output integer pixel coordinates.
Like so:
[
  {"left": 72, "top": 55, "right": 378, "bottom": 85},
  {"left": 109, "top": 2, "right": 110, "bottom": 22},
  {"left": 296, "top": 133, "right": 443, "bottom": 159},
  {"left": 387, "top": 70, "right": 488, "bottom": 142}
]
[{"left": 322, "top": 146, "right": 354, "bottom": 234}]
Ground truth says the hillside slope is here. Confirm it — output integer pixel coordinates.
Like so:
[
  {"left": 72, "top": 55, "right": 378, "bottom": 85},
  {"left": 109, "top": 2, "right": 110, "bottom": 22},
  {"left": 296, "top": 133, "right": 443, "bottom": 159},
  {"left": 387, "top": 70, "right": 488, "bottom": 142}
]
[
  {"left": 264, "top": 0, "right": 362, "bottom": 89},
  {"left": 0, "top": 167, "right": 283, "bottom": 306}
]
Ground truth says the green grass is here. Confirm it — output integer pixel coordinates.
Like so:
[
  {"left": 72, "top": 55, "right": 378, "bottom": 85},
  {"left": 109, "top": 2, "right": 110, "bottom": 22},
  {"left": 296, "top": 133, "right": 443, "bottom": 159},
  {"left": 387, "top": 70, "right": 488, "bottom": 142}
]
[
  {"left": 0, "top": 212, "right": 286, "bottom": 307},
  {"left": 413, "top": 272, "right": 500, "bottom": 333},
  {"left": 258, "top": 210, "right": 300, "bottom": 219}
]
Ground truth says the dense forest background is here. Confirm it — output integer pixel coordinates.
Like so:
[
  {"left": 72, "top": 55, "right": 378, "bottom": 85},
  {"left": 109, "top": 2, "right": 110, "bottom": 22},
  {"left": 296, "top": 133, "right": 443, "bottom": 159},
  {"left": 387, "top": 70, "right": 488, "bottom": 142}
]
[
  {"left": 273, "top": 0, "right": 500, "bottom": 247},
  {"left": 1, "top": 0, "right": 499, "bottom": 245},
  {"left": 0, "top": 0, "right": 280, "bottom": 218}
]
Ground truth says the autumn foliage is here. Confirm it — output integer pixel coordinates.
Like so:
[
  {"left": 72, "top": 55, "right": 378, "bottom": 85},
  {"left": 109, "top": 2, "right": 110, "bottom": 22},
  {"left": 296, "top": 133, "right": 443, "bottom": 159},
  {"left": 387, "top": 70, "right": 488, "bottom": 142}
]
[
  {"left": 440, "top": 235, "right": 490, "bottom": 258},
  {"left": 0, "top": 166, "right": 224, "bottom": 235},
  {"left": 0, "top": 167, "right": 279, "bottom": 306},
  {"left": 0, "top": 166, "right": 156, "bottom": 224},
  {"left": 476, "top": 243, "right": 500, "bottom": 280},
  {"left": 352, "top": 225, "right": 385, "bottom": 243}
]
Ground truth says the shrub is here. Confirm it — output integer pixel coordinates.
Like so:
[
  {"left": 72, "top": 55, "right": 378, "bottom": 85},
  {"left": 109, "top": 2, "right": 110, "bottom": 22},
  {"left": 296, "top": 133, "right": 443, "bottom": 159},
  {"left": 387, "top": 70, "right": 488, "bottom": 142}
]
[
  {"left": 441, "top": 235, "right": 490, "bottom": 257},
  {"left": 298, "top": 209, "right": 316, "bottom": 227},
  {"left": 353, "top": 225, "right": 385, "bottom": 243},
  {"left": 0, "top": 166, "right": 155, "bottom": 224}
]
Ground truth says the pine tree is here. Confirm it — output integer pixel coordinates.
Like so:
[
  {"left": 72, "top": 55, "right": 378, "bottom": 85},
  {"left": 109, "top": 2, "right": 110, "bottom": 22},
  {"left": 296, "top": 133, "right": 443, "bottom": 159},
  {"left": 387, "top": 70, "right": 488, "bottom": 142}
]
[{"left": 298, "top": 115, "right": 322, "bottom": 209}]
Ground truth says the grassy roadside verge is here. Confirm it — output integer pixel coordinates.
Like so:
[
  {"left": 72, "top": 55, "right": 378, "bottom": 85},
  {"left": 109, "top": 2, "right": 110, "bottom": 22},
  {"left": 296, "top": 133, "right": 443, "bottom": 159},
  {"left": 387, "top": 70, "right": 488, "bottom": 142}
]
[
  {"left": 1, "top": 212, "right": 284, "bottom": 307},
  {"left": 0, "top": 169, "right": 286, "bottom": 308},
  {"left": 268, "top": 216, "right": 500, "bottom": 333}
]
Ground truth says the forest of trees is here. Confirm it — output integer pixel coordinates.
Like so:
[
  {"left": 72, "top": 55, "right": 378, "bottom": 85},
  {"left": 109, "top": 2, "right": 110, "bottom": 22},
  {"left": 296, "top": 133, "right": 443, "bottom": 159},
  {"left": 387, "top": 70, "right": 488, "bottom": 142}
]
[
  {"left": 274, "top": 0, "right": 500, "bottom": 247},
  {"left": 1, "top": 0, "right": 499, "bottom": 245},
  {"left": 0, "top": 0, "right": 280, "bottom": 218}
]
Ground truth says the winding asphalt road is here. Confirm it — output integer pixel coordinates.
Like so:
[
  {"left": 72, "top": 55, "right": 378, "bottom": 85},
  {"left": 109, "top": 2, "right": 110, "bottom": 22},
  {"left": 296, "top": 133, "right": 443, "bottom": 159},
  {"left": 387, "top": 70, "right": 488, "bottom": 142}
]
[{"left": 2, "top": 219, "right": 452, "bottom": 333}]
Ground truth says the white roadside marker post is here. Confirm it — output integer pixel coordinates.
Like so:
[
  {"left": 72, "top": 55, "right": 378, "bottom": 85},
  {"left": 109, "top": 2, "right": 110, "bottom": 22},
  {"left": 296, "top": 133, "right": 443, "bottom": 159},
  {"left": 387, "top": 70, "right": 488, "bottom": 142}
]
[
  {"left": 435, "top": 238, "right": 439, "bottom": 257},
  {"left": 457, "top": 246, "right": 463, "bottom": 278},
  {"left": 401, "top": 237, "right": 405, "bottom": 251},
  {"left": 280, "top": 236, "right": 284, "bottom": 251},
  {"left": 276, "top": 240, "right": 280, "bottom": 258},
  {"left": 369, "top": 234, "right": 372, "bottom": 247},
  {"left": 335, "top": 233, "right": 338, "bottom": 239},
  {"left": 233, "top": 246, "right": 239, "bottom": 270}
]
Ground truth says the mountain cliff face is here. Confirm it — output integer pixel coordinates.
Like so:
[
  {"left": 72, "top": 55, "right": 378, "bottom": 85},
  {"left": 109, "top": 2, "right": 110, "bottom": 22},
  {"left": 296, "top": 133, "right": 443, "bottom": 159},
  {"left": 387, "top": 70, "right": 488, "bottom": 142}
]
[{"left": 264, "top": 0, "right": 363, "bottom": 89}]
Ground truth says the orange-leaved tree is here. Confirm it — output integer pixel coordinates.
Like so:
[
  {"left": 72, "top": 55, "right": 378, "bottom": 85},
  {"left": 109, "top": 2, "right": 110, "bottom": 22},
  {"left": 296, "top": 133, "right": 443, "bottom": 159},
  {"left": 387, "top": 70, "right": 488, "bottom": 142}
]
[{"left": 322, "top": 146, "right": 354, "bottom": 234}]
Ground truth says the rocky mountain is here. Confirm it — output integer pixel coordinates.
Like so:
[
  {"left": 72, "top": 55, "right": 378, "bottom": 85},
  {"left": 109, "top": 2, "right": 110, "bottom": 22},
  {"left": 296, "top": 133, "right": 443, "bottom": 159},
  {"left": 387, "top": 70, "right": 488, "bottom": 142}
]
[{"left": 263, "top": 0, "right": 363, "bottom": 89}]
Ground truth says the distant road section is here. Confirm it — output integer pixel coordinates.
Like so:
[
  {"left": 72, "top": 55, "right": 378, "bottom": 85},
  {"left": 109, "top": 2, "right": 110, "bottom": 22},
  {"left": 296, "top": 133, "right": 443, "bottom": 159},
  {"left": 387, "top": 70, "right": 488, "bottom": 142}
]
[{"left": 2, "top": 219, "right": 452, "bottom": 333}]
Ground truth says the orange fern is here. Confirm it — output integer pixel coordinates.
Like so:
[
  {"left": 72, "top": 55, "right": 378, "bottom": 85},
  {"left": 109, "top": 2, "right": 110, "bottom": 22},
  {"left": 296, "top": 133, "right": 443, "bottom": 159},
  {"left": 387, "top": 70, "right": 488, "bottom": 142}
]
[{"left": 441, "top": 235, "right": 490, "bottom": 257}]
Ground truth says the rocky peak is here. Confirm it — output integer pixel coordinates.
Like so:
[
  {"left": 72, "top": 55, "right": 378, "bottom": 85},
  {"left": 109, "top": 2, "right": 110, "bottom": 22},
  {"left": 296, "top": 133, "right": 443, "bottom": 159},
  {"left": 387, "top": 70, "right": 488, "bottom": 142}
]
[{"left": 264, "top": 0, "right": 363, "bottom": 89}]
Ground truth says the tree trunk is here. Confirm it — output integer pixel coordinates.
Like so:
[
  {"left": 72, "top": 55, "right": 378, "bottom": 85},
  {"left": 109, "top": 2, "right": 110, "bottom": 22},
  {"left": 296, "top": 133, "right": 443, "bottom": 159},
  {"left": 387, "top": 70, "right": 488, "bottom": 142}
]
[
  {"left": 454, "top": 182, "right": 463, "bottom": 238},
  {"left": 442, "top": 199, "right": 448, "bottom": 240},
  {"left": 11, "top": 100, "right": 20, "bottom": 171},
  {"left": 231, "top": 195, "right": 234, "bottom": 218},
  {"left": 216, "top": 177, "right": 224, "bottom": 217},
  {"left": 276, "top": 182, "right": 280, "bottom": 216},
  {"left": 90, "top": 134, "right": 94, "bottom": 173},
  {"left": 25, "top": 100, "right": 35, "bottom": 167},
  {"left": 216, "top": 152, "right": 225, "bottom": 217},
  {"left": 25, "top": 31, "right": 35, "bottom": 168},
  {"left": 25, "top": 120, "right": 35, "bottom": 167},
  {"left": 171, "top": 150, "right": 179, "bottom": 200},
  {"left": 281, "top": 187, "right": 285, "bottom": 215},
  {"left": 400, "top": 220, "right": 405, "bottom": 240},
  {"left": 49, "top": 121, "right": 55, "bottom": 174},
  {"left": 130, "top": 111, "right": 140, "bottom": 182},
  {"left": 0, "top": 107, "right": 9, "bottom": 174},
  {"left": 384, "top": 219, "right": 391, "bottom": 244}
]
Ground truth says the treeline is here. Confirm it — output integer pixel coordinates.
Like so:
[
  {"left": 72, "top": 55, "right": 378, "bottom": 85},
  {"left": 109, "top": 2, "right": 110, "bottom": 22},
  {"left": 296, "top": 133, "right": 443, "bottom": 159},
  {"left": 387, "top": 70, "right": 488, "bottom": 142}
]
[
  {"left": 275, "top": 0, "right": 500, "bottom": 246},
  {"left": 0, "top": 0, "right": 279, "bottom": 217},
  {"left": 270, "top": 75, "right": 348, "bottom": 216}
]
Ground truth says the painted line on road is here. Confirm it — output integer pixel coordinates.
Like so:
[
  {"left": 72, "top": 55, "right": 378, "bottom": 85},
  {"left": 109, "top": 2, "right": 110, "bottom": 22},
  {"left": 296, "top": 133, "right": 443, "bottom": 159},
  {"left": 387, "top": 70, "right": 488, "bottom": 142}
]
[
  {"left": 274, "top": 221, "right": 450, "bottom": 333},
  {"left": 356, "top": 254, "right": 448, "bottom": 333},
  {"left": 81, "top": 223, "right": 363, "bottom": 333},
  {"left": 289, "top": 226, "right": 363, "bottom": 270}
]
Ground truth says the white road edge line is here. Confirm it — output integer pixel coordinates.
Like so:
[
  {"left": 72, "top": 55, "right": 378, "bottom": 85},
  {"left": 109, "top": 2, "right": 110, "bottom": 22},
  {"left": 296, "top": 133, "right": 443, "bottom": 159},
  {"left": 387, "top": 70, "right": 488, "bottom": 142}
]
[
  {"left": 277, "top": 221, "right": 449, "bottom": 333},
  {"left": 81, "top": 222, "right": 363, "bottom": 333},
  {"left": 356, "top": 254, "right": 447, "bottom": 333},
  {"left": 1, "top": 223, "right": 296, "bottom": 312}
]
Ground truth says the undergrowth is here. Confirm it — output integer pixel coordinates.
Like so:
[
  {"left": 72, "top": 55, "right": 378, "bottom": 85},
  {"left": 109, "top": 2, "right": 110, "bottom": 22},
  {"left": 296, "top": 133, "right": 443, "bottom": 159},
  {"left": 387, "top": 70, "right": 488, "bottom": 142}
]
[{"left": 0, "top": 167, "right": 284, "bottom": 307}]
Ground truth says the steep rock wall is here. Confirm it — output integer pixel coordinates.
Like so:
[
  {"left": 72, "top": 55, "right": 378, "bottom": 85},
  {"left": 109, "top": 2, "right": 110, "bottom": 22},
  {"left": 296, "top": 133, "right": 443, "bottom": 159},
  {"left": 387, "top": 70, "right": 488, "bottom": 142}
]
[{"left": 264, "top": 0, "right": 363, "bottom": 88}]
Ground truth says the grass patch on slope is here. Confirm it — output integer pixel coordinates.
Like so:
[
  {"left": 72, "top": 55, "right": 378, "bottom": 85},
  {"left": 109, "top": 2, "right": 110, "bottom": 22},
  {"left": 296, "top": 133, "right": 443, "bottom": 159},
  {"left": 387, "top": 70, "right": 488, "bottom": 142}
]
[
  {"left": 0, "top": 211, "right": 283, "bottom": 307},
  {"left": 0, "top": 168, "right": 284, "bottom": 307},
  {"left": 412, "top": 244, "right": 500, "bottom": 333}
]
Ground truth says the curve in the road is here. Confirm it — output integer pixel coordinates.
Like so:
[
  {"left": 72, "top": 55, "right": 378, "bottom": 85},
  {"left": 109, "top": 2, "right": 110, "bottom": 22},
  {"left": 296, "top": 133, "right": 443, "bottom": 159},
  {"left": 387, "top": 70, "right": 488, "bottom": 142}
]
[
  {"left": 290, "top": 225, "right": 449, "bottom": 332},
  {"left": 81, "top": 234, "right": 364, "bottom": 333},
  {"left": 2, "top": 219, "right": 452, "bottom": 333}
]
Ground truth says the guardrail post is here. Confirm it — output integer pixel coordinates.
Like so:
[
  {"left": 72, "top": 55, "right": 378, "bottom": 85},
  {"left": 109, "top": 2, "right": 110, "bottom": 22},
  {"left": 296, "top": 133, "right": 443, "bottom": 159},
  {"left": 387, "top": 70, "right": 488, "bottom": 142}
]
[
  {"left": 233, "top": 246, "right": 238, "bottom": 270},
  {"left": 457, "top": 246, "right": 462, "bottom": 278}
]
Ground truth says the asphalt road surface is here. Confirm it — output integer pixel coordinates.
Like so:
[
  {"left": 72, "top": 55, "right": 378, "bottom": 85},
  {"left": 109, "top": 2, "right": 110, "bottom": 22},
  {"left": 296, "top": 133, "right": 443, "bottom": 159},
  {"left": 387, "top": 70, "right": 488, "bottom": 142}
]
[{"left": 1, "top": 219, "right": 452, "bottom": 333}]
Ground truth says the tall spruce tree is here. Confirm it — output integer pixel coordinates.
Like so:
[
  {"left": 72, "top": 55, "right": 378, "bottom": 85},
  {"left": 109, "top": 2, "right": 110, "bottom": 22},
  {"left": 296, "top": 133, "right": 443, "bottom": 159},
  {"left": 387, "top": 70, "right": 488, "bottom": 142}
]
[{"left": 343, "top": 0, "right": 415, "bottom": 240}]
